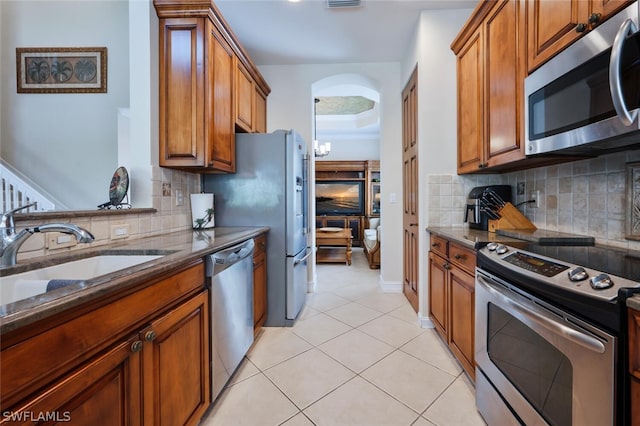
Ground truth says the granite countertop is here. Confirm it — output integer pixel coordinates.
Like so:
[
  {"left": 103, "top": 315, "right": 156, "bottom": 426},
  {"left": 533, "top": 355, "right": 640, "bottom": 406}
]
[
  {"left": 427, "top": 227, "right": 640, "bottom": 311},
  {"left": 628, "top": 295, "right": 640, "bottom": 311},
  {"left": 425, "top": 226, "right": 523, "bottom": 249},
  {"left": 0, "top": 226, "right": 268, "bottom": 334}
]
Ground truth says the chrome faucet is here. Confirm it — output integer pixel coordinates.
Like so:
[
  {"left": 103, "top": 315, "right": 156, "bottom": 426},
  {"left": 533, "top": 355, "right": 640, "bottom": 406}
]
[{"left": 0, "top": 203, "right": 95, "bottom": 267}]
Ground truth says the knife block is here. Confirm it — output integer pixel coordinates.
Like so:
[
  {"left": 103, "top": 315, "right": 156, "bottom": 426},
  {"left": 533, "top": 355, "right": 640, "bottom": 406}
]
[{"left": 488, "top": 202, "right": 536, "bottom": 233}]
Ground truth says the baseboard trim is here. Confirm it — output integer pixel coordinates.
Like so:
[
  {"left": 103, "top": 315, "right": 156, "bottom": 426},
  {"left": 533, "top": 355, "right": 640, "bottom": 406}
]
[
  {"left": 419, "top": 315, "right": 435, "bottom": 328},
  {"left": 379, "top": 276, "right": 402, "bottom": 293}
]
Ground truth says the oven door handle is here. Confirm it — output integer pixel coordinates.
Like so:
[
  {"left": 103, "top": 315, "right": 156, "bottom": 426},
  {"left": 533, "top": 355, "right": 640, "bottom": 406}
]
[{"left": 477, "top": 274, "right": 606, "bottom": 354}]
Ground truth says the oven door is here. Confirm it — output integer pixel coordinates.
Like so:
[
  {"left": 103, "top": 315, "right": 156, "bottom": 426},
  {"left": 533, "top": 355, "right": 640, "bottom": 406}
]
[{"left": 475, "top": 270, "right": 616, "bottom": 426}]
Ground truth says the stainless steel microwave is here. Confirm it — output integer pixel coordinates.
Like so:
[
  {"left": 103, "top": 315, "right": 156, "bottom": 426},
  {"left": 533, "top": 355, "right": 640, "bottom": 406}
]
[{"left": 525, "top": 2, "right": 640, "bottom": 156}]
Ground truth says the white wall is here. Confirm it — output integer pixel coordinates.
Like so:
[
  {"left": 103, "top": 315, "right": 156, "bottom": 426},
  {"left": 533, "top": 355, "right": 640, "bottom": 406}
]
[
  {"left": 260, "top": 63, "right": 403, "bottom": 287},
  {"left": 401, "top": 9, "right": 474, "bottom": 323},
  {"left": 0, "top": 0, "right": 130, "bottom": 210},
  {"left": 315, "top": 137, "right": 380, "bottom": 161},
  {"left": 127, "top": 0, "right": 157, "bottom": 208}
]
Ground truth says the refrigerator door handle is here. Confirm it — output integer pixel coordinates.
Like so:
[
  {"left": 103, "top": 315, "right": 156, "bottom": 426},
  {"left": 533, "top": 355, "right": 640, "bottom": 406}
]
[
  {"left": 302, "top": 154, "right": 310, "bottom": 235},
  {"left": 294, "top": 248, "right": 312, "bottom": 266}
]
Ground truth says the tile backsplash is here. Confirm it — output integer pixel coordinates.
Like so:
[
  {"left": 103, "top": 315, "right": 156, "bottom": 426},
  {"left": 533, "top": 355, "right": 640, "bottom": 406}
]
[
  {"left": 16, "top": 167, "right": 200, "bottom": 260},
  {"left": 427, "top": 150, "right": 640, "bottom": 251}
]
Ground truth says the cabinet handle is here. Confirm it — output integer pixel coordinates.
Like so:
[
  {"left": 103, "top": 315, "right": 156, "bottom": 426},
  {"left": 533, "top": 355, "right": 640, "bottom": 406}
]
[
  {"left": 431, "top": 242, "right": 440, "bottom": 248},
  {"left": 478, "top": 162, "right": 488, "bottom": 169},
  {"left": 588, "top": 13, "right": 601, "bottom": 25},
  {"left": 443, "top": 262, "right": 450, "bottom": 270},
  {"left": 131, "top": 340, "right": 143, "bottom": 353},
  {"left": 575, "top": 23, "right": 587, "bottom": 33},
  {"left": 410, "top": 223, "right": 418, "bottom": 227},
  {"left": 454, "top": 254, "right": 465, "bottom": 260},
  {"left": 144, "top": 330, "right": 156, "bottom": 342}
]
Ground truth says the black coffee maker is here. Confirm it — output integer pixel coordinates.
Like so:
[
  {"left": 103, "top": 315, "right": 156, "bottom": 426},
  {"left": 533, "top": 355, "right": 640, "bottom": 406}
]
[{"left": 464, "top": 185, "right": 512, "bottom": 230}]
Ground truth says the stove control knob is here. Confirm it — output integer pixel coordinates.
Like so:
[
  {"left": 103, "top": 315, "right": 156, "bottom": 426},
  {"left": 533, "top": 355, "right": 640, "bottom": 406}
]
[
  {"left": 568, "top": 267, "right": 588, "bottom": 282},
  {"left": 590, "top": 274, "right": 614, "bottom": 290},
  {"left": 486, "top": 242, "right": 498, "bottom": 251},
  {"left": 496, "top": 245, "right": 509, "bottom": 255}
]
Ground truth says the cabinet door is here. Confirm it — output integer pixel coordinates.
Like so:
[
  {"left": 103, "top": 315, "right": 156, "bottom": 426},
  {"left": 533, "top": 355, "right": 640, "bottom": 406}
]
[
  {"left": 448, "top": 267, "right": 475, "bottom": 380},
  {"left": 428, "top": 252, "right": 448, "bottom": 340},
  {"left": 457, "top": 26, "right": 484, "bottom": 173},
  {"left": 485, "top": 0, "right": 525, "bottom": 168},
  {"left": 632, "top": 376, "right": 640, "bottom": 425},
  {"left": 592, "top": 0, "right": 632, "bottom": 19},
  {"left": 235, "top": 60, "right": 254, "bottom": 132},
  {"left": 527, "top": 0, "right": 590, "bottom": 72},
  {"left": 348, "top": 218, "right": 362, "bottom": 247},
  {"left": 207, "top": 21, "right": 235, "bottom": 172},
  {"left": 142, "top": 292, "right": 210, "bottom": 426},
  {"left": 8, "top": 336, "right": 142, "bottom": 426},
  {"left": 159, "top": 18, "right": 206, "bottom": 168},
  {"left": 253, "top": 235, "right": 267, "bottom": 332},
  {"left": 254, "top": 87, "right": 267, "bottom": 133}
]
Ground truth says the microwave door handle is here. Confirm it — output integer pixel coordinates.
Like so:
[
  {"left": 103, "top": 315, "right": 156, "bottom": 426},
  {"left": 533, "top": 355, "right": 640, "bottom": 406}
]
[{"left": 609, "top": 18, "right": 638, "bottom": 126}]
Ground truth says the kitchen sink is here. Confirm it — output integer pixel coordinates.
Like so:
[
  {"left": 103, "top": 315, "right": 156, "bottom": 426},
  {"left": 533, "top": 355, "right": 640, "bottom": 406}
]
[{"left": 1, "top": 254, "right": 165, "bottom": 306}]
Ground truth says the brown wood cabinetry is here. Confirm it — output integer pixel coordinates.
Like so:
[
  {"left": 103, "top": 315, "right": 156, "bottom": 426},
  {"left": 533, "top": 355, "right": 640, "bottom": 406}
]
[
  {"left": 527, "top": 0, "right": 630, "bottom": 73},
  {"left": 366, "top": 160, "right": 380, "bottom": 218},
  {"left": 155, "top": 0, "right": 270, "bottom": 172},
  {"left": 428, "top": 235, "right": 476, "bottom": 380},
  {"left": 1, "top": 262, "right": 209, "bottom": 425},
  {"left": 235, "top": 60, "right": 268, "bottom": 133},
  {"left": 141, "top": 292, "right": 209, "bottom": 425},
  {"left": 254, "top": 86, "right": 267, "bottom": 133},
  {"left": 629, "top": 306, "right": 640, "bottom": 423},
  {"left": 452, "top": 0, "right": 526, "bottom": 174},
  {"left": 235, "top": 60, "right": 254, "bottom": 132},
  {"left": 158, "top": 17, "right": 206, "bottom": 169},
  {"left": 253, "top": 234, "right": 268, "bottom": 334}
]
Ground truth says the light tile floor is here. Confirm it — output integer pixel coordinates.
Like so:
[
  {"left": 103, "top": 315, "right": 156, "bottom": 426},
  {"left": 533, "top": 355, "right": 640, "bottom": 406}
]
[{"left": 201, "top": 249, "right": 486, "bottom": 426}]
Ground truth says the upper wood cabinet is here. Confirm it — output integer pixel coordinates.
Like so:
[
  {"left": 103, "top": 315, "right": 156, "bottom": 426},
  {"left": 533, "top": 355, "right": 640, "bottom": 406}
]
[
  {"left": 527, "top": 0, "right": 631, "bottom": 73},
  {"left": 158, "top": 17, "right": 206, "bottom": 169},
  {"left": 155, "top": 0, "right": 270, "bottom": 172},
  {"left": 235, "top": 60, "right": 254, "bottom": 132},
  {"left": 452, "top": 0, "right": 526, "bottom": 174},
  {"left": 254, "top": 86, "right": 268, "bottom": 133},
  {"left": 207, "top": 21, "right": 236, "bottom": 172},
  {"left": 235, "top": 59, "right": 268, "bottom": 133}
]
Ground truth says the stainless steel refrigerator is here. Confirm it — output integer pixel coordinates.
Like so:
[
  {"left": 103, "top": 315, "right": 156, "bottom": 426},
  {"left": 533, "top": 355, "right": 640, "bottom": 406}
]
[{"left": 203, "top": 129, "right": 310, "bottom": 326}]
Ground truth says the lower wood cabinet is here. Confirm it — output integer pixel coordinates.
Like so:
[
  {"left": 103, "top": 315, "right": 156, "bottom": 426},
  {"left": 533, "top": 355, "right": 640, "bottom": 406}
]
[
  {"left": 629, "top": 307, "right": 640, "bottom": 424},
  {"left": 1, "top": 262, "right": 210, "bottom": 425},
  {"left": 253, "top": 234, "right": 267, "bottom": 334},
  {"left": 428, "top": 235, "right": 476, "bottom": 380},
  {"left": 6, "top": 335, "right": 142, "bottom": 425}
]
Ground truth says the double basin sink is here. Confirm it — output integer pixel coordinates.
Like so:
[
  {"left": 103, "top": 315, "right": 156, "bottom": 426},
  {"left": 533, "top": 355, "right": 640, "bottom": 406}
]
[{"left": 1, "top": 252, "right": 171, "bottom": 307}]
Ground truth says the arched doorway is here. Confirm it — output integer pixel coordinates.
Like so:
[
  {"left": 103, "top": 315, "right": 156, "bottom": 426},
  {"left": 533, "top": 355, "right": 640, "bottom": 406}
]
[{"left": 309, "top": 74, "right": 382, "bottom": 288}]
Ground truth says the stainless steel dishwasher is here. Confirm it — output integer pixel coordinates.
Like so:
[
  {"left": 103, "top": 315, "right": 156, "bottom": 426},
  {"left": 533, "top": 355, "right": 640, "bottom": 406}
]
[{"left": 206, "top": 238, "right": 254, "bottom": 402}]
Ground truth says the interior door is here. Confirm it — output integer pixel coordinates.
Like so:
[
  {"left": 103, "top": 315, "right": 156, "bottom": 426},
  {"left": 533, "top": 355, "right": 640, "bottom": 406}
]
[{"left": 402, "top": 67, "right": 419, "bottom": 313}]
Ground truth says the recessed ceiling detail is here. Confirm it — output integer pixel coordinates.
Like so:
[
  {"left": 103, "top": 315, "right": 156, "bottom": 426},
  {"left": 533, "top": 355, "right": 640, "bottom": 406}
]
[{"left": 316, "top": 96, "right": 375, "bottom": 115}]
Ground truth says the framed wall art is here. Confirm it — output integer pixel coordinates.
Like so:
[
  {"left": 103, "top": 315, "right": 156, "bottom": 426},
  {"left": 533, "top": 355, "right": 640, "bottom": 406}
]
[
  {"left": 16, "top": 47, "right": 107, "bottom": 93},
  {"left": 626, "top": 161, "right": 640, "bottom": 241}
]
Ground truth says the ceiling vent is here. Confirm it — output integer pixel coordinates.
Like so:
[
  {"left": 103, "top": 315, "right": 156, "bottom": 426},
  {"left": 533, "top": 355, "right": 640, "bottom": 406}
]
[{"left": 325, "top": 0, "right": 362, "bottom": 9}]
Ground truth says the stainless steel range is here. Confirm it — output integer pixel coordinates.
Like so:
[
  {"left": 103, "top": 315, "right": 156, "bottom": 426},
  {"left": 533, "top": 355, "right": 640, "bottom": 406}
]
[{"left": 476, "top": 242, "right": 640, "bottom": 426}]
